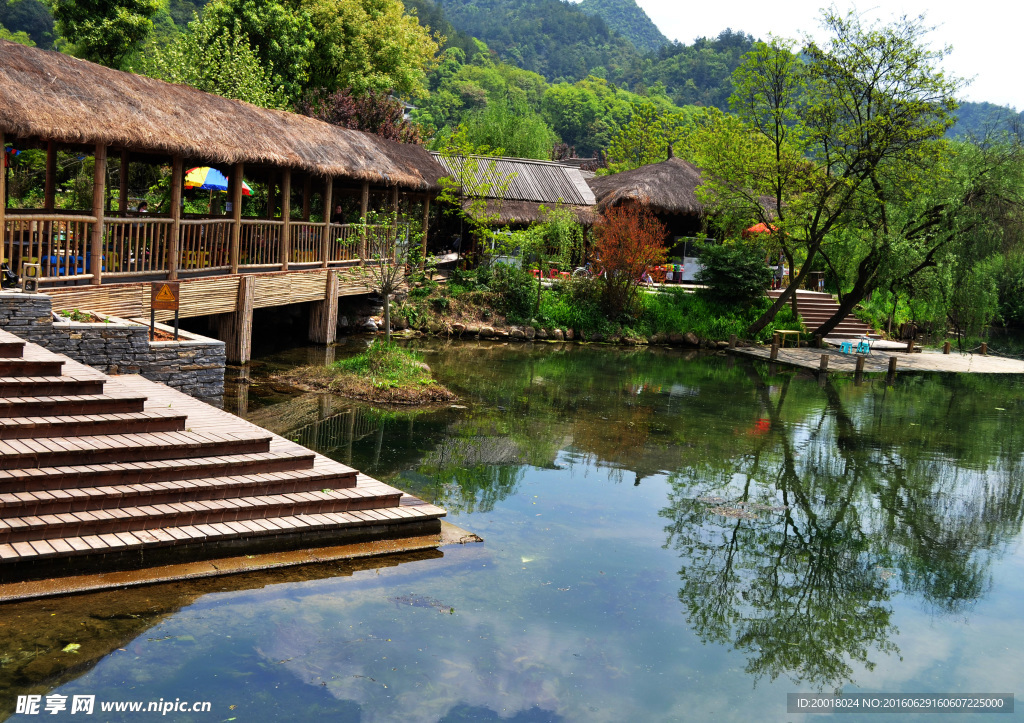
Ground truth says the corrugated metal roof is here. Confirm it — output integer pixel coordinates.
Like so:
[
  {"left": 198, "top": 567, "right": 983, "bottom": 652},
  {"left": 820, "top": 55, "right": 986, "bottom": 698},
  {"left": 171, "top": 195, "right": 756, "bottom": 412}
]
[{"left": 431, "top": 153, "right": 596, "bottom": 206}]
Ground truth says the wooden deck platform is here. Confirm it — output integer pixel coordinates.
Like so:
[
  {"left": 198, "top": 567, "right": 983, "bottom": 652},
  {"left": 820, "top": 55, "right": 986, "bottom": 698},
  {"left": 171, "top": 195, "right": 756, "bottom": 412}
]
[
  {"left": 733, "top": 344, "right": 1024, "bottom": 374},
  {"left": 0, "top": 328, "right": 446, "bottom": 594}
]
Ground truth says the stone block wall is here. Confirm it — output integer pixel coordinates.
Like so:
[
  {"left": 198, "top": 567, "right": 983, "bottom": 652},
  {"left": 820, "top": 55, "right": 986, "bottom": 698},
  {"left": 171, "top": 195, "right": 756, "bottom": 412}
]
[{"left": 0, "top": 291, "right": 225, "bottom": 400}]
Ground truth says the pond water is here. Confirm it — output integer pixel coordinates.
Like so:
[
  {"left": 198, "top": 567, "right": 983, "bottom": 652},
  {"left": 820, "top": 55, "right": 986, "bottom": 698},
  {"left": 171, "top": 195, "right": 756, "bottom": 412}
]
[{"left": 3, "top": 340, "right": 1024, "bottom": 722}]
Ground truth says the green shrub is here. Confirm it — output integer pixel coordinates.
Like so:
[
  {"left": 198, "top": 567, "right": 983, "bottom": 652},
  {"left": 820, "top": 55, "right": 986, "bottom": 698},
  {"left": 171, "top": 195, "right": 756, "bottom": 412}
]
[
  {"left": 490, "top": 263, "right": 535, "bottom": 321},
  {"left": 695, "top": 242, "right": 772, "bottom": 305}
]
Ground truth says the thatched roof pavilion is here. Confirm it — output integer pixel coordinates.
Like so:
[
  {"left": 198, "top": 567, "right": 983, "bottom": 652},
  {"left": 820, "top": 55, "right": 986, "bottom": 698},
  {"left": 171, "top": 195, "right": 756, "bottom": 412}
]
[
  {"left": 0, "top": 39, "right": 442, "bottom": 190},
  {"left": 586, "top": 156, "right": 704, "bottom": 218}
]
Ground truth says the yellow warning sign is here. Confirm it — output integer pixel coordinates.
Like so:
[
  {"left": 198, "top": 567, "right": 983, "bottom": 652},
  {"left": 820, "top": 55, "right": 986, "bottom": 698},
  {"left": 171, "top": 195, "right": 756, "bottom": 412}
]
[{"left": 151, "top": 281, "right": 180, "bottom": 311}]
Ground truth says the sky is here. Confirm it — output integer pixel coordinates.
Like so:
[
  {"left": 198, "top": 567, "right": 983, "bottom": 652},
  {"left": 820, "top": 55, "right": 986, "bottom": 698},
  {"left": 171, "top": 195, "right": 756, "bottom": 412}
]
[{"left": 594, "top": 1, "right": 1023, "bottom": 110}]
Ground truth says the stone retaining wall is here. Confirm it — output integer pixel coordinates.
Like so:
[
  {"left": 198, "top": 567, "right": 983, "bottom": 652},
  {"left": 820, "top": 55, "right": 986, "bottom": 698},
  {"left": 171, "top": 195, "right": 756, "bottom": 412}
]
[{"left": 0, "top": 291, "right": 225, "bottom": 400}]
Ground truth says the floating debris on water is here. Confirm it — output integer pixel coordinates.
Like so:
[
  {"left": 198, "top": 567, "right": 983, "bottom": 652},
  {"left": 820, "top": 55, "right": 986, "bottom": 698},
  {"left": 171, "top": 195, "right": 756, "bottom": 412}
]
[
  {"left": 391, "top": 594, "right": 455, "bottom": 614},
  {"left": 708, "top": 506, "right": 758, "bottom": 520}
]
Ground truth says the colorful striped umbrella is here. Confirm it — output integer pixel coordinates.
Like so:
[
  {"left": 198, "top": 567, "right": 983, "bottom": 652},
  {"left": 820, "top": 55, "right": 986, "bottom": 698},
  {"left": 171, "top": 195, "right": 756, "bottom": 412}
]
[{"left": 184, "top": 167, "right": 252, "bottom": 195}]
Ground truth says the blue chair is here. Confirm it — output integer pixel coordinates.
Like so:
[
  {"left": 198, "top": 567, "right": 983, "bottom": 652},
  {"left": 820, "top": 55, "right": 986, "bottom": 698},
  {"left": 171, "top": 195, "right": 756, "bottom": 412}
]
[
  {"left": 840, "top": 341, "right": 853, "bottom": 354},
  {"left": 856, "top": 339, "right": 872, "bottom": 354}
]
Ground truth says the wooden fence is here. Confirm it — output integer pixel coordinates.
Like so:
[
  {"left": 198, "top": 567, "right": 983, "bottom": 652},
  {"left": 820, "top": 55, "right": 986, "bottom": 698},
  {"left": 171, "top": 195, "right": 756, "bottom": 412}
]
[{"left": 2, "top": 214, "right": 406, "bottom": 284}]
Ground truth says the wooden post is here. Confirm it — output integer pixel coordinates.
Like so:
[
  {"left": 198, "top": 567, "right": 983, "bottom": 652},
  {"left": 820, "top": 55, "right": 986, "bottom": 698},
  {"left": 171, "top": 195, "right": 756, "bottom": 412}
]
[
  {"left": 119, "top": 150, "right": 129, "bottom": 215},
  {"left": 906, "top": 338, "right": 914, "bottom": 353},
  {"left": 359, "top": 181, "right": 369, "bottom": 265},
  {"left": 302, "top": 175, "right": 312, "bottom": 220},
  {"left": 391, "top": 186, "right": 399, "bottom": 262},
  {"left": 309, "top": 271, "right": 340, "bottom": 344},
  {"left": 219, "top": 275, "right": 255, "bottom": 364},
  {"left": 0, "top": 131, "right": 5, "bottom": 263},
  {"left": 819, "top": 354, "right": 829, "bottom": 371},
  {"left": 168, "top": 156, "right": 183, "bottom": 280},
  {"left": 230, "top": 162, "right": 244, "bottom": 274},
  {"left": 90, "top": 143, "right": 107, "bottom": 285},
  {"left": 888, "top": 355, "right": 898, "bottom": 375},
  {"left": 772, "top": 331, "right": 780, "bottom": 347},
  {"left": 855, "top": 355, "right": 865, "bottom": 373},
  {"left": 943, "top": 341, "right": 951, "bottom": 354},
  {"left": 770, "top": 344, "right": 779, "bottom": 360},
  {"left": 981, "top": 342, "right": 988, "bottom": 355},
  {"left": 420, "top": 195, "right": 430, "bottom": 272},
  {"left": 321, "top": 176, "right": 333, "bottom": 268},
  {"left": 281, "top": 169, "right": 291, "bottom": 271},
  {"left": 728, "top": 334, "right": 737, "bottom": 349},
  {"left": 44, "top": 141, "right": 56, "bottom": 211}
]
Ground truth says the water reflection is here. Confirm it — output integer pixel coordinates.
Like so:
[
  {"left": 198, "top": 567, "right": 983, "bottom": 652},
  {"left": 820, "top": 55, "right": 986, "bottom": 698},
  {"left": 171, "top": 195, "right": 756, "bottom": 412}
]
[{"left": 232, "top": 342, "right": 1024, "bottom": 694}]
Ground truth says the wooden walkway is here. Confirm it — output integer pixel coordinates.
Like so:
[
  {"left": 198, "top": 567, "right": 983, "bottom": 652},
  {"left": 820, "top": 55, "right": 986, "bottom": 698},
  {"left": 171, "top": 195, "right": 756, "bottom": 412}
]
[
  {"left": 0, "top": 328, "right": 445, "bottom": 590},
  {"left": 734, "top": 344, "right": 1024, "bottom": 374}
]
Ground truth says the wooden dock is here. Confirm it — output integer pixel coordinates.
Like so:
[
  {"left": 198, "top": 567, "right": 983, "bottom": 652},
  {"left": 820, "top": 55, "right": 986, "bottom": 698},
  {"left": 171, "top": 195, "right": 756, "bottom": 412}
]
[
  {"left": 0, "top": 328, "right": 446, "bottom": 593},
  {"left": 733, "top": 344, "right": 1024, "bottom": 374}
]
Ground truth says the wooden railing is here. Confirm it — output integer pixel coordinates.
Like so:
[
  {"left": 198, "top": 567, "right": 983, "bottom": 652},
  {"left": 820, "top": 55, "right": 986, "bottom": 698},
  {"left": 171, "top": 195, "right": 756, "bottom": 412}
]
[
  {"left": 3, "top": 214, "right": 95, "bottom": 281},
  {"left": 179, "top": 219, "right": 232, "bottom": 272},
  {"left": 103, "top": 217, "right": 173, "bottom": 276},
  {"left": 239, "top": 219, "right": 282, "bottom": 268},
  {"left": 2, "top": 215, "right": 401, "bottom": 282},
  {"left": 290, "top": 222, "right": 324, "bottom": 265}
]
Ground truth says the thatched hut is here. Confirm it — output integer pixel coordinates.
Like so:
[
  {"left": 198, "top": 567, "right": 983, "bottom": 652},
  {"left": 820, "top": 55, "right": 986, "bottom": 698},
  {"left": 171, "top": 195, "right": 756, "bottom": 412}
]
[
  {"left": 0, "top": 39, "right": 446, "bottom": 287},
  {"left": 0, "top": 39, "right": 443, "bottom": 191},
  {"left": 586, "top": 155, "right": 704, "bottom": 239}
]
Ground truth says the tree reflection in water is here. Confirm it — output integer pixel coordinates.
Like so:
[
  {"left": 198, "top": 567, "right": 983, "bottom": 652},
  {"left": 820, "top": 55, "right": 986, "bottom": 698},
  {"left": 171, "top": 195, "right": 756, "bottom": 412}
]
[{"left": 661, "top": 366, "right": 1024, "bottom": 692}]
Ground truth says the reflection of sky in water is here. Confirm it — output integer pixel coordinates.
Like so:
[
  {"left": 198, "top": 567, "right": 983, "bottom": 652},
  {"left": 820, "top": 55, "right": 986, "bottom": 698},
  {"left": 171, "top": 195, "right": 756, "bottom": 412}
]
[{"left": 12, "top": 344, "right": 1024, "bottom": 721}]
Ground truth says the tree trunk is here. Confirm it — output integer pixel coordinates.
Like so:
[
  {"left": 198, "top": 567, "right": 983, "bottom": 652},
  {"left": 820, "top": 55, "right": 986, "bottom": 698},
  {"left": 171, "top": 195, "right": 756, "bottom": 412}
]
[
  {"left": 383, "top": 291, "right": 391, "bottom": 344},
  {"left": 747, "top": 245, "right": 819, "bottom": 337}
]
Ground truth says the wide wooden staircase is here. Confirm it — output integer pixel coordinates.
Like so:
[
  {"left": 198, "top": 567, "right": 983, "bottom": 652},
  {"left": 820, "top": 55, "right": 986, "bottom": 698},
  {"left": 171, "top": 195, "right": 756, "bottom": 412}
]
[
  {"left": 0, "top": 329, "right": 444, "bottom": 583},
  {"left": 768, "top": 290, "right": 877, "bottom": 340}
]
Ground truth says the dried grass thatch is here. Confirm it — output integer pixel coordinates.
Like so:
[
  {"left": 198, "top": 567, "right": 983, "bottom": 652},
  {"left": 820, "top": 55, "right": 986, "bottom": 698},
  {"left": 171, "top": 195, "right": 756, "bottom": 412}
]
[
  {"left": 587, "top": 157, "right": 704, "bottom": 216},
  {"left": 0, "top": 40, "right": 443, "bottom": 190}
]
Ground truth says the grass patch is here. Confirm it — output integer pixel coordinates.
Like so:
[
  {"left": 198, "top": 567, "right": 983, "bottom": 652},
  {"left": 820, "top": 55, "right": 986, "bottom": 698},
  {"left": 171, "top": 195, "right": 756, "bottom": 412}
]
[{"left": 276, "top": 341, "right": 457, "bottom": 405}]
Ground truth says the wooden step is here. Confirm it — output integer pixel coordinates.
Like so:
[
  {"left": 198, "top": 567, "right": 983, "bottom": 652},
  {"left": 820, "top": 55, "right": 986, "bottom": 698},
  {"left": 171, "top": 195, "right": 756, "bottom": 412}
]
[
  {"left": 0, "top": 465, "right": 359, "bottom": 516},
  {"left": 0, "top": 358, "right": 65, "bottom": 377},
  {"left": 0, "top": 393, "right": 147, "bottom": 418},
  {"left": 0, "top": 486, "right": 406, "bottom": 544},
  {"left": 0, "top": 504, "right": 446, "bottom": 563},
  {"left": 0, "top": 376, "right": 105, "bottom": 398},
  {"left": 0, "top": 430, "right": 272, "bottom": 470},
  {"left": 0, "top": 450, "right": 317, "bottom": 492},
  {"left": 0, "top": 341, "right": 24, "bottom": 359},
  {"left": 0, "top": 409, "right": 188, "bottom": 440}
]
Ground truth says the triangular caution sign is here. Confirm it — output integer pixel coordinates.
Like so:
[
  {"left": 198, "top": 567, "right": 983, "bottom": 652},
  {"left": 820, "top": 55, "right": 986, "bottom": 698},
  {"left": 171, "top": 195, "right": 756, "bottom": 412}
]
[{"left": 154, "top": 285, "right": 176, "bottom": 303}]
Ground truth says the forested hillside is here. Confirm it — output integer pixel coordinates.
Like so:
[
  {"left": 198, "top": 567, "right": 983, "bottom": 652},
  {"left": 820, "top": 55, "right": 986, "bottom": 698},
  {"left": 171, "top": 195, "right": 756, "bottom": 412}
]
[
  {"left": 950, "top": 101, "right": 1024, "bottom": 139},
  {"left": 577, "top": 0, "right": 667, "bottom": 54}
]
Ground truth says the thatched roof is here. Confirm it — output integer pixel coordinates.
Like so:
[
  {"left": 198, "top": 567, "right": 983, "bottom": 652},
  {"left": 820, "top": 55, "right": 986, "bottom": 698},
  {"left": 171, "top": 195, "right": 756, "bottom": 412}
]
[
  {"left": 0, "top": 40, "right": 443, "bottom": 191},
  {"left": 587, "top": 156, "right": 704, "bottom": 216},
  {"left": 431, "top": 153, "right": 596, "bottom": 206},
  {"left": 462, "top": 199, "right": 597, "bottom": 226}
]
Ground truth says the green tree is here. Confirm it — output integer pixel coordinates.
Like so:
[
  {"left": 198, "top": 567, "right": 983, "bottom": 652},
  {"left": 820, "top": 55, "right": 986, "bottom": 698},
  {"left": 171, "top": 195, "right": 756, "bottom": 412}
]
[
  {"left": 694, "top": 11, "right": 962, "bottom": 337},
  {"left": 52, "top": 0, "right": 159, "bottom": 68},
  {"left": 135, "top": 10, "right": 288, "bottom": 109},
  {"left": 301, "top": 0, "right": 439, "bottom": 97},
  {"left": 605, "top": 102, "right": 708, "bottom": 172},
  {"left": 458, "top": 97, "right": 557, "bottom": 160},
  {"left": 202, "top": 0, "right": 315, "bottom": 101},
  {"left": 0, "top": 21, "right": 34, "bottom": 44}
]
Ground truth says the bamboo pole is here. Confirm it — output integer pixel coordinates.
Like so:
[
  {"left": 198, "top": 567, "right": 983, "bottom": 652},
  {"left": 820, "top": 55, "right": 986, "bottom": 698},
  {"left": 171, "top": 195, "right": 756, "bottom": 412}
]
[
  {"left": 230, "top": 162, "right": 244, "bottom": 274},
  {"left": 90, "top": 143, "right": 107, "bottom": 285},
  {"left": 0, "top": 131, "right": 6, "bottom": 269},
  {"left": 44, "top": 141, "right": 56, "bottom": 211},
  {"left": 281, "top": 169, "right": 291, "bottom": 271},
  {"left": 420, "top": 195, "right": 430, "bottom": 272},
  {"left": 119, "top": 150, "right": 129, "bottom": 215},
  {"left": 321, "top": 176, "right": 333, "bottom": 268},
  {"left": 168, "top": 156, "right": 183, "bottom": 280},
  {"left": 359, "top": 181, "right": 369, "bottom": 265}
]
